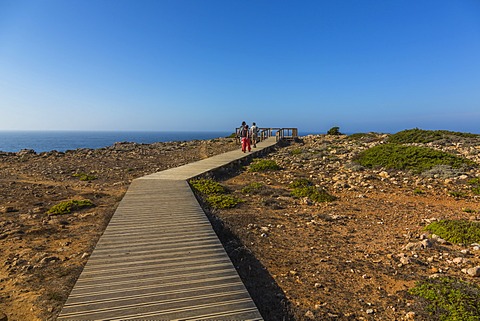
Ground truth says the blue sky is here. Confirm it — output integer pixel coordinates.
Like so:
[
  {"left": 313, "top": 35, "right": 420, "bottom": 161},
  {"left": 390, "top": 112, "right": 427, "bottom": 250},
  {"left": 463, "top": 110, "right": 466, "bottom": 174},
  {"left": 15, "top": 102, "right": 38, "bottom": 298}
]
[{"left": 1, "top": 0, "right": 479, "bottom": 133}]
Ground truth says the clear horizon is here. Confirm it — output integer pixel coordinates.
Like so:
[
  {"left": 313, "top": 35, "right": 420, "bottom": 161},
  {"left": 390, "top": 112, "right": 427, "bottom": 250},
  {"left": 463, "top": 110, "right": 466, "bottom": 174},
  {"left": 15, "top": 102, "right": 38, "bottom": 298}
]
[{"left": 1, "top": 1, "right": 479, "bottom": 134}]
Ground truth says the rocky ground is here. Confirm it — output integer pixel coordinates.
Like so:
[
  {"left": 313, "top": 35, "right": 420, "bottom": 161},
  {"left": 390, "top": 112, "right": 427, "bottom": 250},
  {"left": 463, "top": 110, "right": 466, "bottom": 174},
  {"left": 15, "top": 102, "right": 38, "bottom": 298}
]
[
  {"left": 1, "top": 134, "right": 479, "bottom": 320},
  {"left": 208, "top": 134, "right": 480, "bottom": 320}
]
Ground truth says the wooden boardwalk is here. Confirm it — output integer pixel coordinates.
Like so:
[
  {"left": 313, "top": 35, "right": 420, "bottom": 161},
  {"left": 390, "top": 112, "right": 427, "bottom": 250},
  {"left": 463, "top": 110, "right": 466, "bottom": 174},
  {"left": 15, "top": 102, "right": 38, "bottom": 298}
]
[{"left": 58, "top": 137, "right": 278, "bottom": 320}]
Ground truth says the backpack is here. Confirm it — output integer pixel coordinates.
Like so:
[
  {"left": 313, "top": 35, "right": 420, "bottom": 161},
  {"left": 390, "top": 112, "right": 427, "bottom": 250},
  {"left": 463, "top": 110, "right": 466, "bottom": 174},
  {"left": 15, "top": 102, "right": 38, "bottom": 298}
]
[{"left": 240, "top": 126, "right": 248, "bottom": 138}]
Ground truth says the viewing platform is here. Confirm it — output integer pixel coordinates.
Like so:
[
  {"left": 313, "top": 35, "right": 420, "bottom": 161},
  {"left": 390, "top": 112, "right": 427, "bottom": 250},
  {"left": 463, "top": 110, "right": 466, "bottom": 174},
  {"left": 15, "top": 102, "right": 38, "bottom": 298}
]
[{"left": 57, "top": 132, "right": 293, "bottom": 320}]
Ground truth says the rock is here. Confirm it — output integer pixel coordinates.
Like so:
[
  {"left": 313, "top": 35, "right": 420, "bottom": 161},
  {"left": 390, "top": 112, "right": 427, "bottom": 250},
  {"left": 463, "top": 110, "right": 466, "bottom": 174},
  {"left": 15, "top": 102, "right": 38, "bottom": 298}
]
[
  {"left": 403, "top": 242, "right": 419, "bottom": 251},
  {"left": 400, "top": 257, "right": 411, "bottom": 265},
  {"left": 404, "top": 311, "right": 415, "bottom": 320},
  {"left": 420, "top": 239, "right": 433, "bottom": 248},
  {"left": 431, "top": 234, "right": 448, "bottom": 244},
  {"left": 452, "top": 257, "right": 465, "bottom": 264},
  {"left": 379, "top": 171, "right": 389, "bottom": 178},
  {"left": 466, "top": 266, "right": 480, "bottom": 277},
  {"left": 304, "top": 310, "right": 315, "bottom": 319},
  {"left": 366, "top": 308, "right": 374, "bottom": 314},
  {"left": 40, "top": 256, "right": 59, "bottom": 264},
  {"left": 0, "top": 206, "right": 17, "bottom": 213}
]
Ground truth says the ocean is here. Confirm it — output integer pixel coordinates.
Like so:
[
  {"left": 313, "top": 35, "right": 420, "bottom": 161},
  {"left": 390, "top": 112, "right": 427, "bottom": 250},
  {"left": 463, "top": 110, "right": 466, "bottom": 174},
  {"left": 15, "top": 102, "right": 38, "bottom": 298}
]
[{"left": 0, "top": 131, "right": 234, "bottom": 153}]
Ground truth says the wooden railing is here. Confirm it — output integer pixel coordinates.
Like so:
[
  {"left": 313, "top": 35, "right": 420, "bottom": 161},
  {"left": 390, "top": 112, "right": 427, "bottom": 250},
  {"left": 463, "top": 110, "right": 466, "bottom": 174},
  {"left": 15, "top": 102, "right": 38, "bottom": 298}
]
[{"left": 234, "top": 127, "right": 298, "bottom": 143}]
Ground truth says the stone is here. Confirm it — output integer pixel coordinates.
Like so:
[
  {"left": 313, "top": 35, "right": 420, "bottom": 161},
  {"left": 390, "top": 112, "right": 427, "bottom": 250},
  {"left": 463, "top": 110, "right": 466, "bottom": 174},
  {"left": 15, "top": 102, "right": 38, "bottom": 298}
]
[
  {"left": 452, "top": 257, "right": 465, "bottom": 264},
  {"left": 400, "top": 257, "right": 411, "bottom": 265},
  {"left": 40, "top": 256, "right": 59, "bottom": 264},
  {"left": 403, "top": 242, "right": 418, "bottom": 251},
  {"left": 420, "top": 239, "right": 433, "bottom": 248},
  {"left": 304, "top": 310, "right": 315, "bottom": 319},
  {"left": 466, "top": 266, "right": 480, "bottom": 277},
  {"left": 379, "top": 171, "right": 389, "bottom": 178}
]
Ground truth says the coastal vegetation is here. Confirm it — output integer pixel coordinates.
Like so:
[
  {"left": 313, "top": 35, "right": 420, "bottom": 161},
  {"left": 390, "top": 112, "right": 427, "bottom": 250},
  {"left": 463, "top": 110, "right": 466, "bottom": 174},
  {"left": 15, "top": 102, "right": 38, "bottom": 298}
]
[
  {"left": 72, "top": 172, "right": 97, "bottom": 181},
  {"left": 47, "top": 199, "right": 95, "bottom": 215},
  {"left": 425, "top": 220, "right": 480, "bottom": 244},
  {"left": 248, "top": 159, "right": 280, "bottom": 172},
  {"left": 468, "top": 178, "right": 480, "bottom": 195},
  {"left": 355, "top": 143, "right": 475, "bottom": 173},
  {"left": 289, "top": 178, "right": 336, "bottom": 203},
  {"left": 409, "top": 277, "right": 480, "bottom": 321},
  {"left": 190, "top": 178, "right": 242, "bottom": 209},
  {"left": 388, "top": 128, "right": 479, "bottom": 144},
  {"left": 241, "top": 182, "right": 264, "bottom": 194},
  {"left": 327, "top": 126, "right": 342, "bottom": 135}
]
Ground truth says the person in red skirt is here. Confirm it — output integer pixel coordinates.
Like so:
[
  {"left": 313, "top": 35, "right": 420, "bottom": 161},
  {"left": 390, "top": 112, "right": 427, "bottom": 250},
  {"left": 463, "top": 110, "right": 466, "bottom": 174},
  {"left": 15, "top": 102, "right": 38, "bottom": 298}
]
[{"left": 240, "top": 122, "right": 251, "bottom": 153}]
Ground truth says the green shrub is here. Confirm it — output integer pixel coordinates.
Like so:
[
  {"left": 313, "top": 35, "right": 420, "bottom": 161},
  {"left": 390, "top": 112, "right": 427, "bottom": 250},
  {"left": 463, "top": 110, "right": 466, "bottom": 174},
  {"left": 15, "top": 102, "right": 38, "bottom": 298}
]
[
  {"left": 190, "top": 178, "right": 243, "bottom": 209},
  {"left": 409, "top": 277, "right": 480, "bottom": 321},
  {"left": 290, "top": 148, "right": 303, "bottom": 155},
  {"left": 327, "top": 126, "right": 342, "bottom": 135},
  {"left": 468, "top": 178, "right": 480, "bottom": 185},
  {"left": 347, "top": 132, "right": 382, "bottom": 141},
  {"left": 468, "top": 178, "right": 480, "bottom": 195},
  {"left": 425, "top": 220, "right": 480, "bottom": 244},
  {"left": 449, "top": 191, "right": 467, "bottom": 198},
  {"left": 190, "top": 179, "right": 226, "bottom": 195},
  {"left": 413, "top": 188, "right": 425, "bottom": 195},
  {"left": 47, "top": 199, "right": 95, "bottom": 215},
  {"left": 207, "top": 195, "right": 242, "bottom": 209},
  {"left": 289, "top": 178, "right": 313, "bottom": 188},
  {"left": 73, "top": 172, "right": 97, "bottom": 181},
  {"left": 388, "top": 128, "right": 478, "bottom": 144},
  {"left": 355, "top": 144, "right": 475, "bottom": 173},
  {"left": 291, "top": 186, "right": 336, "bottom": 203},
  {"left": 241, "top": 182, "right": 264, "bottom": 194},
  {"left": 249, "top": 159, "right": 280, "bottom": 172}
]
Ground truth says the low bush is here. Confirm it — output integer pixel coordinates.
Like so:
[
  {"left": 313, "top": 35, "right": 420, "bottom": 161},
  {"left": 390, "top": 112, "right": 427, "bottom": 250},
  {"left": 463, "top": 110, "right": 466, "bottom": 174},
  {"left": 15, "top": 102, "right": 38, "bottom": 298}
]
[
  {"left": 47, "top": 199, "right": 95, "bottom": 215},
  {"left": 327, "top": 126, "right": 342, "bottom": 135},
  {"left": 388, "top": 128, "right": 478, "bottom": 144},
  {"left": 348, "top": 132, "right": 384, "bottom": 140},
  {"left": 73, "top": 172, "right": 97, "bottom": 181},
  {"left": 290, "top": 148, "right": 303, "bottom": 155},
  {"left": 355, "top": 144, "right": 475, "bottom": 173},
  {"left": 289, "top": 178, "right": 313, "bottom": 188},
  {"left": 413, "top": 188, "right": 425, "bottom": 195},
  {"left": 425, "top": 219, "right": 480, "bottom": 244},
  {"left": 249, "top": 159, "right": 280, "bottom": 172},
  {"left": 409, "top": 277, "right": 480, "bottom": 321},
  {"left": 190, "top": 178, "right": 242, "bottom": 209},
  {"left": 468, "top": 178, "right": 480, "bottom": 195},
  {"left": 291, "top": 186, "right": 336, "bottom": 203},
  {"left": 190, "top": 178, "right": 226, "bottom": 195},
  {"left": 207, "top": 195, "right": 242, "bottom": 209},
  {"left": 449, "top": 191, "right": 467, "bottom": 198},
  {"left": 241, "top": 182, "right": 264, "bottom": 194}
]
